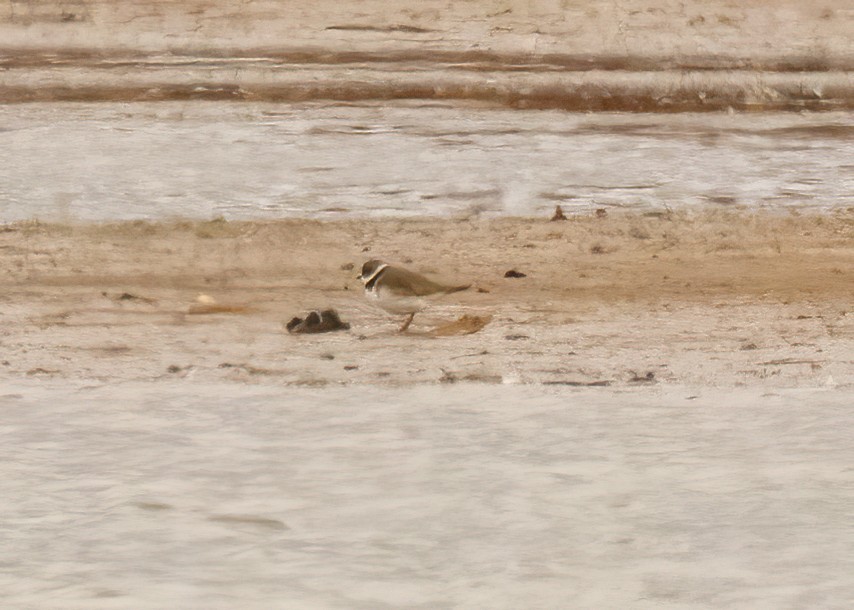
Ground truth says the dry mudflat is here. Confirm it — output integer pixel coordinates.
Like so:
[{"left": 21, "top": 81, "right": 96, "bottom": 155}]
[{"left": 1, "top": 209, "right": 851, "bottom": 388}]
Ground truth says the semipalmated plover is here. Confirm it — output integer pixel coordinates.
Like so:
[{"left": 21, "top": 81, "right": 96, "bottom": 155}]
[{"left": 358, "top": 259, "right": 470, "bottom": 332}]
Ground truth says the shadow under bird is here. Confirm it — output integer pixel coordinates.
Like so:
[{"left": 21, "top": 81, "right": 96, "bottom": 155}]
[{"left": 358, "top": 259, "right": 470, "bottom": 332}]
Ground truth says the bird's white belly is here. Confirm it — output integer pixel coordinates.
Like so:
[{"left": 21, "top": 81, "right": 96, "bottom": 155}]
[{"left": 368, "top": 288, "right": 426, "bottom": 315}]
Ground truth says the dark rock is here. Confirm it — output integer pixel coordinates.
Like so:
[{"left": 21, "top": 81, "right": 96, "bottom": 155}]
[
  {"left": 286, "top": 309, "right": 351, "bottom": 334},
  {"left": 504, "top": 269, "right": 527, "bottom": 278},
  {"left": 551, "top": 205, "right": 567, "bottom": 221},
  {"left": 629, "top": 371, "right": 656, "bottom": 383}
]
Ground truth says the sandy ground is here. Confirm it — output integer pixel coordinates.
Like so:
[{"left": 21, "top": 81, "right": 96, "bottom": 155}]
[
  {"left": 1, "top": 209, "right": 851, "bottom": 388},
  {"left": 2, "top": 0, "right": 852, "bottom": 61},
  {"left": 2, "top": 1, "right": 853, "bottom": 109}
]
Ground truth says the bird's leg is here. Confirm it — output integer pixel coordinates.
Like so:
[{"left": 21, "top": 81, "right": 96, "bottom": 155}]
[{"left": 398, "top": 313, "right": 415, "bottom": 333}]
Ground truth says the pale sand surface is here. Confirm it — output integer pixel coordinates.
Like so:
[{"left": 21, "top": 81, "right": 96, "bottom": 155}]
[
  {"left": 4, "top": 103, "right": 852, "bottom": 222},
  {"left": 1, "top": 382, "right": 853, "bottom": 609},
  {"left": 2, "top": 1, "right": 852, "bottom": 109},
  {"left": 2, "top": 0, "right": 852, "bottom": 61},
  {"left": 1, "top": 210, "right": 851, "bottom": 388}
]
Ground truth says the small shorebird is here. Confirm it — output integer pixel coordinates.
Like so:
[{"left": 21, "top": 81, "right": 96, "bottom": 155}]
[{"left": 358, "top": 259, "right": 470, "bottom": 332}]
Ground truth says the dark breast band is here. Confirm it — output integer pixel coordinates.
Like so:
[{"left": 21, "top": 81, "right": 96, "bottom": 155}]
[{"left": 365, "top": 266, "right": 387, "bottom": 291}]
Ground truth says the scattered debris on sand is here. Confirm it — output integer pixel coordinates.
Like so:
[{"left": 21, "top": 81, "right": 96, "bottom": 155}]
[
  {"left": 629, "top": 371, "right": 657, "bottom": 383},
  {"left": 430, "top": 314, "right": 492, "bottom": 337},
  {"left": 286, "top": 309, "right": 351, "bottom": 334},
  {"left": 103, "top": 291, "right": 157, "bottom": 305},
  {"left": 188, "top": 294, "right": 251, "bottom": 315}
]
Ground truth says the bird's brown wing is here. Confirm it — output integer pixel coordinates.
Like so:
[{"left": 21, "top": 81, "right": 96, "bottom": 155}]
[{"left": 382, "top": 267, "right": 467, "bottom": 297}]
